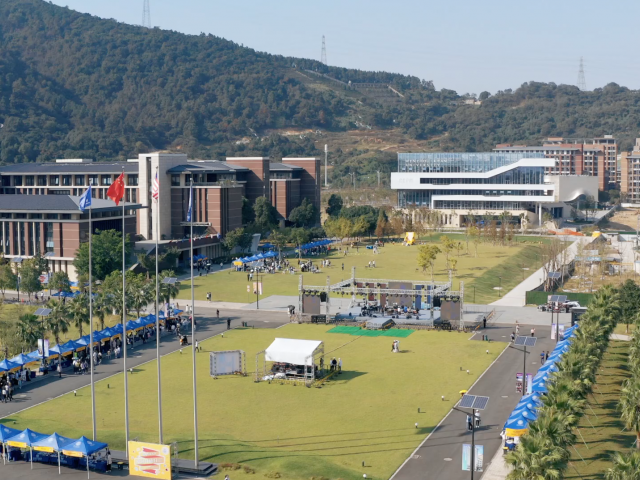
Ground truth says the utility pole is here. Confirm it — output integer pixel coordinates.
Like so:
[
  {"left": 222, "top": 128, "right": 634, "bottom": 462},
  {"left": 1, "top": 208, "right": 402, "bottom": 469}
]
[
  {"left": 577, "top": 56, "right": 586, "bottom": 91},
  {"left": 324, "top": 144, "right": 328, "bottom": 187},
  {"left": 321, "top": 35, "right": 327, "bottom": 65},
  {"left": 377, "top": 170, "right": 381, "bottom": 187}
]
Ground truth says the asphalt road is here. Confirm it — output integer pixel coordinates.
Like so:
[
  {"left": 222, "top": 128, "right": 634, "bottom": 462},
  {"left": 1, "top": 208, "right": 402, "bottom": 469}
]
[
  {"left": 0, "top": 308, "right": 289, "bottom": 419},
  {"left": 391, "top": 323, "right": 557, "bottom": 480}
]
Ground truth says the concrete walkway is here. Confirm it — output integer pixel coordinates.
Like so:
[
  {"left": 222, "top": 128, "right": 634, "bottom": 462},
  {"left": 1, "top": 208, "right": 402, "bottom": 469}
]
[{"left": 491, "top": 237, "right": 590, "bottom": 307}]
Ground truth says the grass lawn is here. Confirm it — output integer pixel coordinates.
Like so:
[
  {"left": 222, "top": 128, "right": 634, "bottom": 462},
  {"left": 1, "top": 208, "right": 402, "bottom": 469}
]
[
  {"left": 178, "top": 239, "right": 549, "bottom": 305},
  {"left": 3, "top": 324, "right": 505, "bottom": 480},
  {"left": 613, "top": 323, "right": 636, "bottom": 336},
  {"left": 565, "top": 341, "right": 635, "bottom": 479}
]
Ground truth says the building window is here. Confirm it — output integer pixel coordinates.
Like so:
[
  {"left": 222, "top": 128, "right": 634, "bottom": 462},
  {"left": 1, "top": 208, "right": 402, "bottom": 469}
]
[
  {"left": 30, "top": 214, "right": 42, "bottom": 219},
  {"left": 101, "top": 175, "right": 112, "bottom": 186},
  {"left": 37, "top": 176, "right": 47, "bottom": 186},
  {"left": 50, "top": 175, "right": 59, "bottom": 186},
  {"left": 88, "top": 175, "right": 98, "bottom": 186},
  {"left": 51, "top": 190, "right": 70, "bottom": 195},
  {"left": 14, "top": 176, "right": 23, "bottom": 186},
  {"left": 171, "top": 175, "right": 181, "bottom": 186},
  {"left": 62, "top": 175, "right": 72, "bottom": 186},
  {"left": 25, "top": 176, "right": 34, "bottom": 186},
  {"left": 1, "top": 177, "right": 10, "bottom": 187},
  {"left": 75, "top": 175, "right": 85, "bottom": 186},
  {"left": 128, "top": 174, "right": 138, "bottom": 186},
  {"left": 61, "top": 214, "right": 72, "bottom": 220},
  {"left": 46, "top": 214, "right": 59, "bottom": 219},
  {"left": 45, "top": 222, "right": 54, "bottom": 253}
]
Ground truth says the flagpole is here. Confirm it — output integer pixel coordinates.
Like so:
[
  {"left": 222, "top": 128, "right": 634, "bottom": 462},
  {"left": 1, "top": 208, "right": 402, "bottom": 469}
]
[
  {"left": 156, "top": 166, "right": 164, "bottom": 444},
  {"left": 88, "top": 188, "right": 96, "bottom": 441},
  {"left": 190, "top": 178, "right": 199, "bottom": 468},
  {"left": 121, "top": 169, "right": 130, "bottom": 455}
]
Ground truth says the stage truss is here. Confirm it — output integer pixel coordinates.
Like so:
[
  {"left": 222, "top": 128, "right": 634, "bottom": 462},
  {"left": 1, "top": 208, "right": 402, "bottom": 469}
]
[{"left": 298, "top": 266, "right": 465, "bottom": 328}]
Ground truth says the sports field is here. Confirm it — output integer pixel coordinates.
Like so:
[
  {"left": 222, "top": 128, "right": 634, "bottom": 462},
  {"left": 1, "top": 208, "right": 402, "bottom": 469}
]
[
  {"left": 3, "top": 324, "right": 504, "bottom": 480},
  {"left": 177, "top": 237, "right": 549, "bottom": 305}
]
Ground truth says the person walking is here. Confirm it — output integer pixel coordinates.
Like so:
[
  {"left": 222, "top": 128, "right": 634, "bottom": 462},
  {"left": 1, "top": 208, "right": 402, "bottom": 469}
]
[
  {"left": 338, "top": 358, "right": 342, "bottom": 373},
  {"left": 545, "top": 351, "right": 549, "bottom": 361},
  {"left": 227, "top": 318, "right": 231, "bottom": 330},
  {"left": 216, "top": 309, "right": 220, "bottom": 319},
  {"left": 540, "top": 351, "right": 545, "bottom": 364},
  {"left": 483, "top": 316, "right": 487, "bottom": 329},
  {"left": 510, "top": 332, "right": 515, "bottom": 342},
  {"left": 57, "top": 362, "right": 62, "bottom": 378},
  {"left": 531, "top": 327, "right": 535, "bottom": 337},
  {"left": 466, "top": 414, "right": 473, "bottom": 431},
  {"left": 515, "top": 322, "right": 520, "bottom": 336}
]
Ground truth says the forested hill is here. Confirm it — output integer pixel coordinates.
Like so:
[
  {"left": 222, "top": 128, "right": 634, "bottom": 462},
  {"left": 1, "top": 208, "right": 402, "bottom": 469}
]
[{"left": 2, "top": 0, "right": 640, "bottom": 169}]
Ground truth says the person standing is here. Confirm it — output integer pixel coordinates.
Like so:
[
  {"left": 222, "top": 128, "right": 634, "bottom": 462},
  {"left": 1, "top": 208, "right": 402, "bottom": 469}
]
[
  {"left": 483, "top": 316, "right": 487, "bottom": 329},
  {"left": 540, "top": 351, "right": 545, "bottom": 364},
  {"left": 515, "top": 322, "right": 520, "bottom": 336},
  {"left": 531, "top": 327, "right": 535, "bottom": 337},
  {"left": 217, "top": 309, "right": 220, "bottom": 319},
  {"left": 545, "top": 351, "right": 549, "bottom": 361},
  {"left": 227, "top": 318, "right": 231, "bottom": 330},
  {"left": 510, "top": 332, "right": 515, "bottom": 342},
  {"left": 338, "top": 358, "right": 342, "bottom": 373},
  {"left": 106, "top": 449, "right": 112, "bottom": 472},
  {"left": 57, "top": 362, "right": 62, "bottom": 378}
]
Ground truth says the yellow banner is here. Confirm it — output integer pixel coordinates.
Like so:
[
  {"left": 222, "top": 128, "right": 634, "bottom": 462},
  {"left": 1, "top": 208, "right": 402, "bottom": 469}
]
[
  {"left": 6, "top": 441, "right": 27, "bottom": 448},
  {"left": 62, "top": 450, "right": 84, "bottom": 457},
  {"left": 34, "top": 446, "right": 55, "bottom": 453},
  {"left": 128, "top": 441, "right": 172, "bottom": 480}
]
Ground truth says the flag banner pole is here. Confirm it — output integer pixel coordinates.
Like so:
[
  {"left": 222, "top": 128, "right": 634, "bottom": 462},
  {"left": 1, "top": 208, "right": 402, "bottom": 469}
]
[
  {"left": 121, "top": 170, "right": 130, "bottom": 454},
  {"left": 155, "top": 166, "right": 164, "bottom": 444},
  {"left": 190, "top": 179, "right": 199, "bottom": 467},
  {"left": 89, "top": 193, "right": 96, "bottom": 441}
]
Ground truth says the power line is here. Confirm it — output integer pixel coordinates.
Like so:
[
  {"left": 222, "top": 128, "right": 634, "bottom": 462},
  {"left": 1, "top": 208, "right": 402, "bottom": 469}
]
[
  {"left": 142, "top": 0, "right": 151, "bottom": 28},
  {"left": 321, "top": 35, "right": 327, "bottom": 65},
  {"left": 577, "top": 56, "right": 586, "bottom": 91}
]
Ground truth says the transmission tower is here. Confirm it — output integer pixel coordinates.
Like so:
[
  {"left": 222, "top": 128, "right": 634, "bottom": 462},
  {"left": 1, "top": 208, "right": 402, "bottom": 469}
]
[
  {"left": 577, "top": 56, "right": 586, "bottom": 91},
  {"left": 142, "top": 0, "right": 151, "bottom": 28},
  {"left": 321, "top": 35, "right": 327, "bottom": 65}
]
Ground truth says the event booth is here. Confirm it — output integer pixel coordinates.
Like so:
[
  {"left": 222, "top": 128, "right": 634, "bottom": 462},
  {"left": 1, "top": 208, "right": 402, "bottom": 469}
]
[
  {"left": 255, "top": 338, "right": 325, "bottom": 386},
  {"left": 1, "top": 427, "right": 108, "bottom": 478}
]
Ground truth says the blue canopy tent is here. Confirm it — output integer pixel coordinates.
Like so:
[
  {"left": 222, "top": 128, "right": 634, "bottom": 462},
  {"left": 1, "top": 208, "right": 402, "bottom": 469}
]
[
  {"left": 60, "top": 340, "right": 81, "bottom": 354},
  {"left": 260, "top": 243, "right": 275, "bottom": 250},
  {"left": 531, "top": 379, "right": 549, "bottom": 394},
  {"left": 31, "top": 433, "right": 74, "bottom": 474},
  {"left": 51, "top": 291, "right": 79, "bottom": 299},
  {"left": 25, "top": 350, "right": 42, "bottom": 363},
  {"left": 47, "top": 343, "right": 75, "bottom": 359},
  {"left": 518, "top": 393, "right": 542, "bottom": 405},
  {"left": 537, "top": 362, "right": 559, "bottom": 375},
  {"left": 10, "top": 353, "right": 38, "bottom": 367},
  {"left": 5, "top": 428, "right": 48, "bottom": 469},
  {"left": 504, "top": 409, "right": 537, "bottom": 436},
  {"left": 159, "top": 310, "right": 183, "bottom": 320},
  {"left": 510, "top": 401, "right": 539, "bottom": 418},
  {"left": 60, "top": 436, "right": 109, "bottom": 478},
  {"left": 0, "top": 359, "right": 20, "bottom": 373},
  {"left": 0, "top": 425, "right": 20, "bottom": 464}
]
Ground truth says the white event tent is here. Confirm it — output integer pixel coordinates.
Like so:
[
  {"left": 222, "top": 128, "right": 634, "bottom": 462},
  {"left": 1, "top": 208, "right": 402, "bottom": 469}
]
[{"left": 256, "top": 338, "right": 324, "bottom": 385}]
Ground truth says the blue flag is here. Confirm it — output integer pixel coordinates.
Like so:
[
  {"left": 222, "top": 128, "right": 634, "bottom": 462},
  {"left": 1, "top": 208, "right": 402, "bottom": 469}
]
[
  {"left": 186, "top": 183, "right": 193, "bottom": 222},
  {"left": 78, "top": 185, "right": 92, "bottom": 212}
]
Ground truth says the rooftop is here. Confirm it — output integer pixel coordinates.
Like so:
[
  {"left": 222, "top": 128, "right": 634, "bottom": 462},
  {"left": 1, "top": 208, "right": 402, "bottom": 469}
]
[
  {"left": 0, "top": 162, "right": 136, "bottom": 174},
  {"left": 0, "top": 195, "right": 142, "bottom": 213},
  {"left": 398, "top": 152, "right": 546, "bottom": 173}
]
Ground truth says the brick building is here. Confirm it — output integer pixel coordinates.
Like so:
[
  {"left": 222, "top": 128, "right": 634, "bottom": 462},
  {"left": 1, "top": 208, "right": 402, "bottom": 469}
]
[{"left": 0, "top": 153, "right": 320, "bottom": 280}]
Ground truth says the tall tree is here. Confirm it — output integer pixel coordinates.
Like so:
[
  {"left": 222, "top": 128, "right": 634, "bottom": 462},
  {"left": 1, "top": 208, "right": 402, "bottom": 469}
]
[
  {"left": 20, "top": 258, "right": 43, "bottom": 302},
  {"left": 68, "top": 294, "right": 89, "bottom": 337},
  {"left": 417, "top": 245, "right": 441, "bottom": 281},
  {"left": 618, "top": 279, "right": 640, "bottom": 334},
  {"left": 49, "top": 271, "right": 71, "bottom": 300},
  {"left": 45, "top": 299, "right": 70, "bottom": 346},
  {"left": 16, "top": 313, "right": 45, "bottom": 351},
  {"left": 326, "top": 194, "right": 343, "bottom": 217},
  {"left": 74, "top": 230, "right": 131, "bottom": 280},
  {"left": 253, "top": 197, "right": 278, "bottom": 231},
  {"left": 0, "top": 264, "right": 17, "bottom": 299}
]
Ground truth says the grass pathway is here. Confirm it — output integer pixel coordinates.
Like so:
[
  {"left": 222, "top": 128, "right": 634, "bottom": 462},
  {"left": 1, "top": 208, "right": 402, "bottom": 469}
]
[{"left": 565, "top": 341, "right": 636, "bottom": 479}]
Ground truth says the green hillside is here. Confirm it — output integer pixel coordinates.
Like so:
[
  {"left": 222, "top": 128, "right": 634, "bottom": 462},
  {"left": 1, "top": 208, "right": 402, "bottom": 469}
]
[{"left": 2, "top": 0, "right": 640, "bottom": 188}]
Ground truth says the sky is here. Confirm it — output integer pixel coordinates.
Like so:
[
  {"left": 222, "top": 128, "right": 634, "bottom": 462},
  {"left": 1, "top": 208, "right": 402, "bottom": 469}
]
[{"left": 50, "top": 0, "right": 640, "bottom": 94}]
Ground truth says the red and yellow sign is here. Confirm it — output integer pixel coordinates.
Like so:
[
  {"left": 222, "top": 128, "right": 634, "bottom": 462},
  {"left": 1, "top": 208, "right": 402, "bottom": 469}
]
[{"left": 128, "top": 441, "right": 172, "bottom": 479}]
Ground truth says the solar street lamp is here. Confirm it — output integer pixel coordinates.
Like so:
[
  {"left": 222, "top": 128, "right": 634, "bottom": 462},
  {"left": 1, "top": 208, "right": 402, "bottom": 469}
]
[
  {"left": 456, "top": 394, "right": 490, "bottom": 480},
  {"left": 35, "top": 308, "right": 52, "bottom": 366},
  {"left": 514, "top": 336, "right": 537, "bottom": 396}
]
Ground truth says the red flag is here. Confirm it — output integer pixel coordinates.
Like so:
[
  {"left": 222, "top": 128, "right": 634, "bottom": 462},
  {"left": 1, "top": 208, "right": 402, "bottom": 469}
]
[{"left": 107, "top": 172, "right": 126, "bottom": 206}]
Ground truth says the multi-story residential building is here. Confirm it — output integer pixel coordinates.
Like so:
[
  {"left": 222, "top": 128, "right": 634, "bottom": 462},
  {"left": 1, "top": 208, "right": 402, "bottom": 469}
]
[
  {"left": 0, "top": 153, "right": 320, "bottom": 280},
  {"left": 391, "top": 152, "right": 598, "bottom": 227},
  {"left": 494, "top": 136, "right": 617, "bottom": 191},
  {"left": 620, "top": 138, "right": 640, "bottom": 203}
]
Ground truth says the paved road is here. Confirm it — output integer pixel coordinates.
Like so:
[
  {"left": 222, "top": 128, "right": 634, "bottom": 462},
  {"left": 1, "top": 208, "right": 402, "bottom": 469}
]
[
  {"left": 391, "top": 322, "right": 557, "bottom": 480},
  {"left": 0, "top": 308, "right": 289, "bottom": 419}
]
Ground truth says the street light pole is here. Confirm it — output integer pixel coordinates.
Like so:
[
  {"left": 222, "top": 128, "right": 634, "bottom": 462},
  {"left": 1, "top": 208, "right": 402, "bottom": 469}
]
[{"left": 471, "top": 407, "right": 476, "bottom": 480}]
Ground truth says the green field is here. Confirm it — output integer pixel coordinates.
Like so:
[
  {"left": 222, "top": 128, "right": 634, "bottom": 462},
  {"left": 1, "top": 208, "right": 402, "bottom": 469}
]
[
  {"left": 178, "top": 238, "right": 549, "bottom": 305},
  {"left": 565, "top": 342, "right": 635, "bottom": 479},
  {"left": 3, "top": 324, "right": 505, "bottom": 480}
]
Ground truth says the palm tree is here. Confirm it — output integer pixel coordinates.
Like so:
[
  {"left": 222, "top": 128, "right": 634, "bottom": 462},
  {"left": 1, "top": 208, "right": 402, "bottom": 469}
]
[
  {"left": 528, "top": 408, "right": 576, "bottom": 449},
  {"left": 619, "top": 377, "right": 640, "bottom": 449},
  {"left": 506, "top": 434, "right": 568, "bottom": 480},
  {"left": 46, "top": 300, "right": 70, "bottom": 346},
  {"left": 68, "top": 294, "right": 89, "bottom": 337},
  {"left": 93, "top": 292, "right": 110, "bottom": 331},
  {"left": 605, "top": 451, "right": 640, "bottom": 479},
  {"left": 159, "top": 270, "right": 180, "bottom": 305},
  {"left": 128, "top": 279, "right": 153, "bottom": 319},
  {"left": 16, "top": 313, "right": 45, "bottom": 350}
]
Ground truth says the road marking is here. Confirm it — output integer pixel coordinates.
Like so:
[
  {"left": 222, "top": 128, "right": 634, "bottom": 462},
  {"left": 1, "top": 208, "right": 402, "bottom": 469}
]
[
  {"left": 389, "top": 342, "right": 511, "bottom": 480},
  {"left": 443, "top": 458, "right": 452, "bottom": 462}
]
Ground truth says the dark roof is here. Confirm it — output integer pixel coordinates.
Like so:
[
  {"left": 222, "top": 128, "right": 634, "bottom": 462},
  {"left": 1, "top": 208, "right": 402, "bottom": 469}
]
[
  {"left": 167, "top": 161, "right": 249, "bottom": 174},
  {"left": 0, "top": 195, "right": 142, "bottom": 213},
  {"left": 0, "top": 162, "right": 137, "bottom": 175},
  {"left": 270, "top": 163, "right": 303, "bottom": 172}
]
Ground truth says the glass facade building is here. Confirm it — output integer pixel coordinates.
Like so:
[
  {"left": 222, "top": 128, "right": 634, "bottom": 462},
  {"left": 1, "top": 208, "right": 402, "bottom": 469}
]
[{"left": 398, "top": 152, "right": 546, "bottom": 173}]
